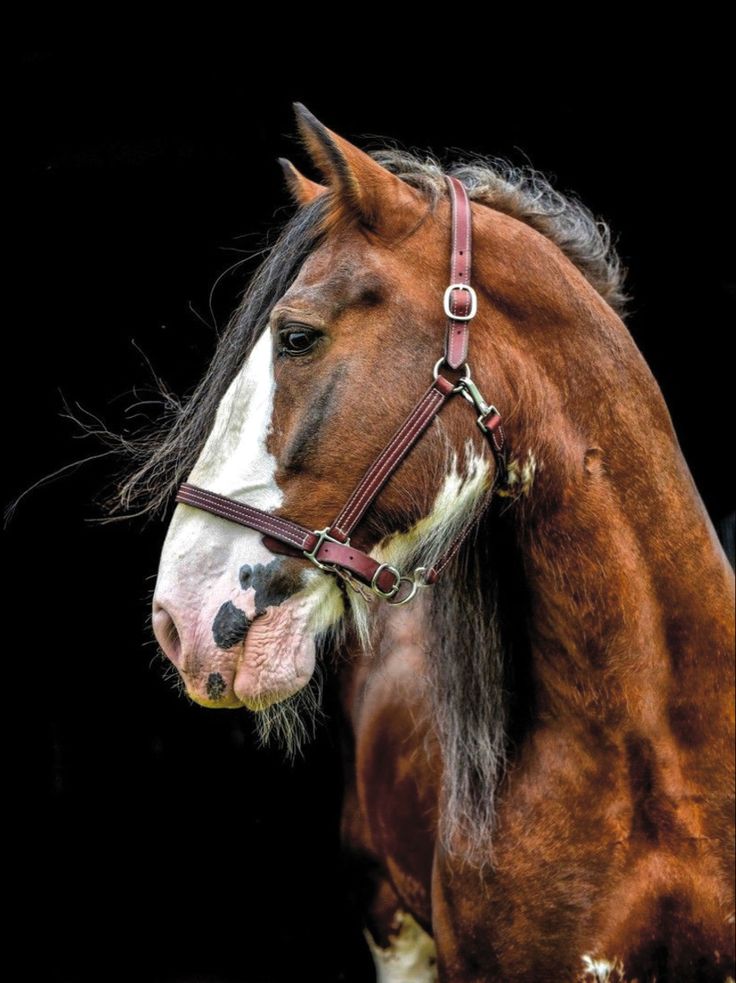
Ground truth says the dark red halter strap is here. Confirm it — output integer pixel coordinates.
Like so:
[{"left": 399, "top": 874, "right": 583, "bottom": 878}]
[
  {"left": 444, "top": 175, "right": 474, "bottom": 369},
  {"left": 176, "top": 372, "right": 458, "bottom": 599},
  {"left": 175, "top": 175, "right": 506, "bottom": 605},
  {"left": 329, "top": 374, "right": 456, "bottom": 542}
]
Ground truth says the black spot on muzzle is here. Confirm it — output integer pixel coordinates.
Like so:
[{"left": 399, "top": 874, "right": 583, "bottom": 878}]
[
  {"left": 206, "top": 672, "right": 226, "bottom": 700},
  {"left": 242, "top": 560, "right": 305, "bottom": 615},
  {"left": 212, "top": 601, "right": 251, "bottom": 650}
]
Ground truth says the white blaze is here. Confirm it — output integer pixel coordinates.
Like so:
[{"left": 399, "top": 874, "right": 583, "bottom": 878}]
[
  {"left": 186, "top": 327, "right": 282, "bottom": 503},
  {"left": 154, "top": 327, "right": 282, "bottom": 607},
  {"left": 151, "top": 325, "right": 327, "bottom": 707}
]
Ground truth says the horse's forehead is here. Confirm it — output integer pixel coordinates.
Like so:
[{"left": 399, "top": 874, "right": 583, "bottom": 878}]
[
  {"left": 298, "top": 233, "right": 369, "bottom": 282},
  {"left": 278, "top": 237, "right": 390, "bottom": 312}
]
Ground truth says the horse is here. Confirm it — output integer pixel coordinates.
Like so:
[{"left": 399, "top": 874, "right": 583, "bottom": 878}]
[{"left": 141, "top": 103, "right": 735, "bottom": 981}]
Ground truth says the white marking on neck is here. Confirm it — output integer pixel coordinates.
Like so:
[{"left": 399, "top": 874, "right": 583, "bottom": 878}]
[
  {"left": 364, "top": 910, "right": 437, "bottom": 982},
  {"left": 497, "top": 448, "right": 537, "bottom": 498},
  {"left": 373, "top": 439, "right": 491, "bottom": 573},
  {"left": 346, "top": 441, "right": 492, "bottom": 651},
  {"left": 580, "top": 953, "right": 626, "bottom": 981}
]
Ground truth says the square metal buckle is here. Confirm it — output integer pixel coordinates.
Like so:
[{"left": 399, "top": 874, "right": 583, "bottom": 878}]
[
  {"left": 303, "top": 527, "right": 348, "bottom": 571},
  {"left": 443, "top": 283, "right": 477, "bottom": 320}
]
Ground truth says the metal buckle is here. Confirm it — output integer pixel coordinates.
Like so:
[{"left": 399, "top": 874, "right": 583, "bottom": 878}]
[
  {"left": 443, "top": 283, "right": 477, "bottom": 320},
  {"left": 370, "top": 563, "right": 402, "bottom": 599},
  {"left": 303, "top": 527, "right": 349, "bottom": 571},
  {"left": 385, "top": 567, "right": 430, "bottom": 606},
  {"left": 457, "top": 370, "right": 498, "bottom": 435},
  {"left": 305, "top": 536, "right": 418, "bottom": 606}
]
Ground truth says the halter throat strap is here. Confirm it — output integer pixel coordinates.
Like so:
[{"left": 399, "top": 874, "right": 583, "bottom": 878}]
[{"left": 175, "top": 175, "right": 506, "bottom": 605}]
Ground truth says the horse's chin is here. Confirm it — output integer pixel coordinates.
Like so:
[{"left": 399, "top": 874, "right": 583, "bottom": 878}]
[
  {"left": 178, "top": 597, "right": 318, "bottom": 711},
  {"left": 235, "top": 597, "right": 317, "bottom": 708}
]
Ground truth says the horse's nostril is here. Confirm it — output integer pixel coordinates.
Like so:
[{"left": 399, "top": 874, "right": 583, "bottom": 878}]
[
  {"left": 239, "top": 564, "right": 253, "bottom": 589},
  {"left": 152, "top": 601, "right": 182, "bottom": 667}
]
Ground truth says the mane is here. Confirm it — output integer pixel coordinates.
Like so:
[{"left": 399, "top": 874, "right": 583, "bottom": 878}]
[
  {"left": 105, "top": 194, "right": 333, "bottom": 519},
  {"left": 424, "top": 497, "right": 532, "bottom": 866},
  {"left": 368, "top": 144, "right": 628, "bottom": 315}
]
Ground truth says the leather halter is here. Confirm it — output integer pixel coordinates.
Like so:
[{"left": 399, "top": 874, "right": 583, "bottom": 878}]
[{"left": 176, "top": 176, "right": 506, "bottom": 605}]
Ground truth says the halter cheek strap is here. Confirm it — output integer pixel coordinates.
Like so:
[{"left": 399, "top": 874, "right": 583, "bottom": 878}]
[
  {"left": 176, "top": 175, "right": 507, "bottom": 605},
  {"left": 444, "top": 174, "right": 475, "bottom": 369}
]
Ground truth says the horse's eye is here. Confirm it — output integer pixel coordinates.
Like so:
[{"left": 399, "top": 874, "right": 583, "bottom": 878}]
[{"left": 278, "top": 325, "right": 321, "bottom": 356}]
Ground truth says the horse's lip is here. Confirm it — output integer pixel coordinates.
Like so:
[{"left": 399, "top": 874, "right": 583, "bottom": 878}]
[
  {"left": 188, "top": 692, "right": 245, "bottom": 709},
  {"left": 170, "top": 607, "right": 312, "bottom": 710},
  {"left": 173, "top": 665, "right": 242, "bottom": 708}
]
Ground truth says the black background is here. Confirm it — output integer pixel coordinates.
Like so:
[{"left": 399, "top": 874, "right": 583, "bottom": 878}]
[{"left": 9, "top": 30, "right": 733, "bottom": 983}]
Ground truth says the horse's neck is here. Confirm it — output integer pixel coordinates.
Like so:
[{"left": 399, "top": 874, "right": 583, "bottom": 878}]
[
  {"left": 521, "top": 463, "right": 731, "bottom": 715},
  {"left": 501, "top": 304, "right": 734, "bottom": 736}
]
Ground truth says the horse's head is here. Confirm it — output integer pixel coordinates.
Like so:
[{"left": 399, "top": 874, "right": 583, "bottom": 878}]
[{"left": 152, "top": 105, "right": 503, "bottom": 713}]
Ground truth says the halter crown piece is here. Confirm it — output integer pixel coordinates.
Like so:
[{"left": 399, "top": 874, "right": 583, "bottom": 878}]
[{"left": 175, "top": 176, "right": 507, "bottom": 605}]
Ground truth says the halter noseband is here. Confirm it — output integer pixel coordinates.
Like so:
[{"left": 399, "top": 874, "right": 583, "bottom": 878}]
[{"left": 175, "top": 176, "right": 506, "bottom": 605}]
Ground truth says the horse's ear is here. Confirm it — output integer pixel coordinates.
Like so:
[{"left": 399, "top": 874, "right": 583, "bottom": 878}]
[
  {"left": 291, "top": 102, "right": 425, "bottom": 238},
  {"left": 277, "top": 157, "right": 327, "bottom": 207}
]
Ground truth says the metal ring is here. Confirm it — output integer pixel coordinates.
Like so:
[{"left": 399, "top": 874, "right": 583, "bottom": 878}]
[
  {"left": 371, "top": 563, "right": 401, "bottom": 599},
  {"left": 385, "top": 567, "right": 430, "bottom": 606},
  {"left": 386, "top": 576, "right": 419, "bottom": 606},
  {"left": 433, "top": 357, "right": 470, "bottom": 391}
]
